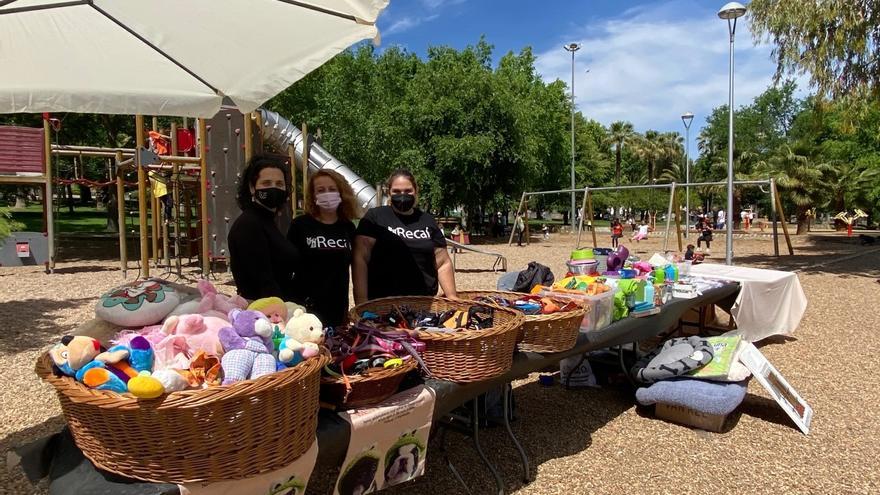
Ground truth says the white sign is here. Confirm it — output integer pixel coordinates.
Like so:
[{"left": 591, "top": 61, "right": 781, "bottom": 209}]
[{"left": 739, "top": 342, "right": 813, "bottom": 435}]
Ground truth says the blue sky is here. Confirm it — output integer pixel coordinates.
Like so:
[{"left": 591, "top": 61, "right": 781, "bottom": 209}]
[{"left": 375, "top": 0, "right": 809, "bottom": 158}]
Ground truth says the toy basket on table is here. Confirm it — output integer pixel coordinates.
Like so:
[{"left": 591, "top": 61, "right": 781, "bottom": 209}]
[
  {"left": 320, "top": 359, "right": 418, "bottom": 409},
  {"left": 457, "top": 290, "right": 589, "bottom": 353},
  {"left": 350, "top": 296, "right": 523, "bottom": 383},
  {"left": 35, "top": 347, "right": 329, "bottom": 484}
]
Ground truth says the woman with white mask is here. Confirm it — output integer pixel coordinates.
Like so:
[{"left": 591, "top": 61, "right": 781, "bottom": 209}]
[{"left": 287, "top": 169, "right": 359, "bottom": 327}]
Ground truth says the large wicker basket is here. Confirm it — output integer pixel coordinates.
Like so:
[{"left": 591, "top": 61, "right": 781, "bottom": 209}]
[
  {"left": 35, "top": 350, "right": 329, "bottom": 484},
  {"left": 320, "top": 359, "right": 417, "bottom": 409},
  {"left": 350, "top": 297, "right": 523, "bottom": 383},
  {"left": 457, "top": 290, "right": 589, "bottom": 353}
]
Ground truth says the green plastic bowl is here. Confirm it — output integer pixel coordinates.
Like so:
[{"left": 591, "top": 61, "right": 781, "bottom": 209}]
[{"left": 570, "top": 248, "right": 594, "bottom": 260}]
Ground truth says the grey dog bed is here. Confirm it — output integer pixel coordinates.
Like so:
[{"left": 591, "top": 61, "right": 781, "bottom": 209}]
[{"left": 631, "top": 336, "right": 714, "bottom": 383}]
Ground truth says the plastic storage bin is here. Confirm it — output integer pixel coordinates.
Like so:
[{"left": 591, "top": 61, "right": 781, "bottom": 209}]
[{"left": 537, "top": 288, "right": 616, "bottom": 332}]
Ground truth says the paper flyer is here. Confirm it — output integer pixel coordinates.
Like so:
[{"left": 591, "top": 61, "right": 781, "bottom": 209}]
[
  {"left": 739, "top": 342, "right": 813, "bottom": 435},
  {"left": 334, "top": 385, "right": 436, "bottom": 495},
  {"left": 178, "top": 436, "right": 318, "bottom": 495}
]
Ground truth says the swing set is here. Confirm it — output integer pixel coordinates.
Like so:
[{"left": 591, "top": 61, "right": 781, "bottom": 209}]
[{"left": 509, "top": 179, "right": 795, "bottom": 261}]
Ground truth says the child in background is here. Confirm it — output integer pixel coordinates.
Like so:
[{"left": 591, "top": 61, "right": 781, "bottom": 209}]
[
  {"left": 611, "top": 219, "right": 623, "bottom": 248},
  {"left": 541, "top": 223, "right": 550, "bottom": 240},
  {"left": 631, "top": 223, "right": 649, "bottom": 242}
]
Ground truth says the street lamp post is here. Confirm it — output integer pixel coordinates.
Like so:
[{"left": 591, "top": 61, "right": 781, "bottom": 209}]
[
  {"left": 681, "top": 111, "right": 694, "bottom": 238},
  {"left": 564, "top": 42, "right": 581, "bottom": 227},
  {"left": 718, "top": 2, "right": 746, "bottom": 266}
]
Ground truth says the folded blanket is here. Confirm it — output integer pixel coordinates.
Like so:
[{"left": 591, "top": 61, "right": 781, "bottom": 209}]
[{"left": 635, "top": 378, "right": 748, "bottom": 416}]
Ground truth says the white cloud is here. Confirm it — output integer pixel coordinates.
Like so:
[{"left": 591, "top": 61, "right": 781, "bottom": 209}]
[
  {"left": 384, "top": 14, "right": 439, "bottom": 35},
  {"left": 534, "top": 0, "right": 811, "bottom": 143},
  {"left": 421, "top": 0, "right": 466, "bottom": 9}
]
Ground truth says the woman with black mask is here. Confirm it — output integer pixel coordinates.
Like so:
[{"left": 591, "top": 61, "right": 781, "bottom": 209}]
[
  {"left": 227, "top": 154, "right": 300, "bottom": 301},
  {"left": 353, "top": 169, "right": 457, "bottom": 304}
]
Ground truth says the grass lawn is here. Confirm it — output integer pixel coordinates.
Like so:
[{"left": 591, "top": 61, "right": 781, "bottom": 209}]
[{"left": 7, "top": 204, "right": 156, "bottom": 233}]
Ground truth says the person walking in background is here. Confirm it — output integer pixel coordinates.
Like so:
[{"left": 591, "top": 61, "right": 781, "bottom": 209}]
[{"left": 716, "top": 208, "right": 726, "bottom": 230}]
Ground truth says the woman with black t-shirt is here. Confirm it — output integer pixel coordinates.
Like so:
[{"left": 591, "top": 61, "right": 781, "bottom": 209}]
[
  {"left": 228, "top": 154, "right": 300, "bottom": 301},
  {"left": 353, "top": 169, "right": 457, "bottom": 304},
  {"left": 287, "top": 170, "right": 358, "bottom": 327}
]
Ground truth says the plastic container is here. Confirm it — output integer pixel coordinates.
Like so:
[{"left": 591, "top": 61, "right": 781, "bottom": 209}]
[
  {"left": 593, "top": 248, "right": 611, "bottom": 273},
  {"left": 537, "top": 288, "right": 616, "bottom": 332},
  {"left": 570, "top": 248, "right": 594, "bottom": 261},
  {"left": 677, "top": 260, "right": 693, "bottom": 277},
  {"left": 566, "top": 259, "right": 598, "bottom": 275}
]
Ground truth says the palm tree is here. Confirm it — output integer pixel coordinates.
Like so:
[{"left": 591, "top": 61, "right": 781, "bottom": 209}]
[
  {"left": 633, "top": 130, "right": 662, "bottom": 183},
  {"left": 753, "top": 145, "right": 828, "bottom": 234},
  {"left": 604, "top": 121, "right": 636, "bottom": 186}
]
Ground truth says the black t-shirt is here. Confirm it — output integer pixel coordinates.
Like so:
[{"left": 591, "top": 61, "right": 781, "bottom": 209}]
[
  {"left": 228, "top": 205, "right": 300, "bottom": 301},
  {"left": 287, "top": 215, "right": 356, "bottom": 327},
  {"left": 356, "top": 206, "right": 447, "bottom": 300}
]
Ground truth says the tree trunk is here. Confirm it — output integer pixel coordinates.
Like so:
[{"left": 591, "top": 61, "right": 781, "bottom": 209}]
[
  {"left": 79, "top": 184, "right": 92, "bottom": 206},
  {"left": 66, "top": 184, "right": 75, "bottom": 213},
  {"left": 615, "top": 146, "right": 621, "bottom": 187},
  {"left": 795, "top": 207, "right": 809, "bottom": 235}
]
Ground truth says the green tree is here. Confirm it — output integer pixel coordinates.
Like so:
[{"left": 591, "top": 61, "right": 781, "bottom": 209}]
[
  {"left": 749, "top": 0, "right": 880, "bottom": 97},
  {"left": 604, "top": 121, "right": 636, "bottom": 186},
  {"left": 752, "top": 144, "right": 829, "bottom": 234}
]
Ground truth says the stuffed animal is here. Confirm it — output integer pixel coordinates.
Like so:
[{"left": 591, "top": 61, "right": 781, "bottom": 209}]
[
  {"left": 161, "top": 314, "right": 226, "bottom": 356},
  {"left": 218, "top": 309, "right": 276, "bottom": 384},
  {"left": 278, "top": 309, "right": 324, "bottom": 367},
  {"left": 50, "top": 335, "right": 163, "bottom": 398},
  {"left": 96, "top": 279, "right": 180, "bottom": 327},
  {"left": 167, "top": 280, "right": 248, "bottom": 320}
]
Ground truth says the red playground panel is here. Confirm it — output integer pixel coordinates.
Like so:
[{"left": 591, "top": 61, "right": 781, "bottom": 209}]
[{"left": 0, "top": 125, "right": 45, "bottom": 175}]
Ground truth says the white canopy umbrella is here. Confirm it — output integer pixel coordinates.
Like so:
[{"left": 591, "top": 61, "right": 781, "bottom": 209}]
[{"left": 0, "top": 0, "right": 388, "bottom": 117}]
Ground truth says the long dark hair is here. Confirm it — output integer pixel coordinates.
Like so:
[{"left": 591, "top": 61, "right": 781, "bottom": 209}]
[
  {"left": 236, "top": 154, "right": 291, "bottom": 209},
  {"left": 386, "top": 168, "right": 418, "bottom": 191}
]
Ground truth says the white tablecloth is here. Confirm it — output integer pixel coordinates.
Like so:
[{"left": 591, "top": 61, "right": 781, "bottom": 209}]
[{"left": 688, "top": 263, "right": 808, "bottom": 342}]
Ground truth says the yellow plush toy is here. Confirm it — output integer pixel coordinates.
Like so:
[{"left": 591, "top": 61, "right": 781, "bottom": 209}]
[{"left": 127, "top": 371, "right": 165, "bottom": 399}]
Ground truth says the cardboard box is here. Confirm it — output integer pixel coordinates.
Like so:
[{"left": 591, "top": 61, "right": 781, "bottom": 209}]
[{"left": 655, "top": 403, "right": 728, "bottom": 432}]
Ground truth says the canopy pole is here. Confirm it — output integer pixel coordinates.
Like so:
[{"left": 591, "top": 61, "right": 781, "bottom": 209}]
[
  {"left": 288, "top": 144, "right": 297, "bottom": 217},
  {"left": 136, "top": 115, "right": 149, "bottom": 278},
  {"left": 171, "top": 122, "right": 182, "bottom": 275},
  {"left": 198, "top": 118, "right": 210, "bottom": 277},
  {"left": 587, "top": 189, "right": 597, "bottom": 248},
  {"left": 115, "top": 151, "right": 128, "bottom": 278},
  {"left": 575, "top": 187, "right": 589, "bottom": 248},
  {"left": 663, "top": 182, "right": 676, "bottom": 252},
  {"left": 301, "top": 123, "right": 309, "bottom": 207},
  {"left": 508, "top": 192, "right": 526, "bottom": 246},
  {"left": 772, "top": 180, "right": 794, "bottom": 256},
  {"left": 42, "top": 115, "right": 55, "bottom": 273},
  {"left": 244, "top": 112, "right": 254, "bottom": 163},
  {"left": 770, "top": 177, "right": 780, "bottom": 257}
]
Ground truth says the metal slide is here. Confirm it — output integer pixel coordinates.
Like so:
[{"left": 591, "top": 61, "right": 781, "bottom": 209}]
[{"left": 259, "top": 109, "right": 378, "bottom": 210}]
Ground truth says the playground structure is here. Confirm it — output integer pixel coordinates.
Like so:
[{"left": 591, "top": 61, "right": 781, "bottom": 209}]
[
  {"left": 509, "top": 179, "right": 794, "bottom": 261},
  {"left": 0, "top": 108, "right": 380, "bottom": 278}
]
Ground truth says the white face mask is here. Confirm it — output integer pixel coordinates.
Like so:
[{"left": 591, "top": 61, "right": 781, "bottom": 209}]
[{"left": 315, "top": 191, "right": 342, "bottom": 211}]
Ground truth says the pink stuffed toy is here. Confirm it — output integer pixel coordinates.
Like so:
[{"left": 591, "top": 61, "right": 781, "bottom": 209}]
[
  {"left": 114, "top": 314, "right": 226, "bottom": 371},
  {"left": 167, "top": 280, "right": 247, "bottom": 320}
]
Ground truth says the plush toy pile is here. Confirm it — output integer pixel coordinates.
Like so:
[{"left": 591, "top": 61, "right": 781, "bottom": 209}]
[
  {"left": 470, "top": 294, "right": 580, "bottom": 316},
  {"left": 47, "top": 279, "right": 325, "bottom": 399}
]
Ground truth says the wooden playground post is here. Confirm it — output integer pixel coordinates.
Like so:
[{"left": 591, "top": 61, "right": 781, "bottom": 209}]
[
  {"left": 586, "top": 189, "right": 597, "bottom": 248},
  {"left": 198, "top": 118, "right": 210, "bottom": 277},
  {"left": 770, "top": 177, "right": 780, "bottom": 257},
  {"left": 115, "top": 151, "right": 128, "bottom": 277},
  {"left": 42, "top": 115, "right": 55, "bottom": 272},
  {"left": 508, "top": 192, "right": 526, "bottom": 246},
  {"left": 288, "top": 144, "right": 297, "bottom": 217},
  {"left": 575, "top": 187, "right": 589, "bottom": 248},
  {"left": 524, "top": 197, "right": 530, "bottom": 246},
  {"left": 662, "top": 183, "right": 675, "bottom": 252},
  {"left": 135, "top": 115, "right": 149, "bottom": 277},
  {"left": 301, "top": 123, "right": 309, "bottom": 207},
  {"left": 673, "top": 186, "right": 683, "bottom": 252},
  {"left": 771, "top": 180, "right": 794, "bottom": 255}
]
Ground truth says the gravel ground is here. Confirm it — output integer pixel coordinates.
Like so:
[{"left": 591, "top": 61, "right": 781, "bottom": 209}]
[{"left": 2, "top": 230, "right": 879, "bottom": 494}]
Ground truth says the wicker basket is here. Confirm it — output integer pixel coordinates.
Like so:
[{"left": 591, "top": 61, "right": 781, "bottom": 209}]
[
  {"left": 350, "top": 297, "right": 523, "bottom": 383},
  {"left": 457, "top": 290, "right": 589, "bottom": 353},
  {"left": 320, "top": 359, "right": 417, "bottom": 409},
  {"left": 35, "top": 350, "right": 329, "bottom": 484}
]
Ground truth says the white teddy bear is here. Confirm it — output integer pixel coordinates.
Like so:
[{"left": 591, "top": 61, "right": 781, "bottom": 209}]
[{"left": 278, "top": 309, "right": 324, "bottom": 367}]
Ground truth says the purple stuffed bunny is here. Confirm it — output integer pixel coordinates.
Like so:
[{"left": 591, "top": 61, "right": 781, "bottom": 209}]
[{"left": 219, "top": 309, "right": 277, "bottom": 385}]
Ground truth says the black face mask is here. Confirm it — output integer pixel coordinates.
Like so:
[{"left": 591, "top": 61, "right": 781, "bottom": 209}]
[
  {"left": 254, "top": 187, "right": 287, "bottom": 210},
  {"left": 390, "top": 193, "right": 416, "bottom": 212}
]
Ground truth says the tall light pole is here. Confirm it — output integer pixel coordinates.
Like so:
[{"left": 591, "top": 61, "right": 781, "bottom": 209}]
[
  {"left": 564, "top": 42, "right": 581, "bottom": 227},
  {"left": 681, "top": 111, "right": 694, "bottom": 238},
  {"left": 719, "top": 2, "right": 746, "bottom": 266}
]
